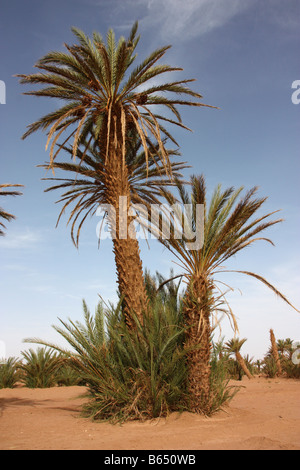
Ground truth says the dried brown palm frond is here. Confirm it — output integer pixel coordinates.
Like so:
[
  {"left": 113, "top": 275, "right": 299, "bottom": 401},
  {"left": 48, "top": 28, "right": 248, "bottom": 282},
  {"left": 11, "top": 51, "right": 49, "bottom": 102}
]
[
  {"left": 0, "top": 184, "right": 23, "bottom": 236},
  {"left": 39, "top": 133, "right": 189, "bottom": 247}
]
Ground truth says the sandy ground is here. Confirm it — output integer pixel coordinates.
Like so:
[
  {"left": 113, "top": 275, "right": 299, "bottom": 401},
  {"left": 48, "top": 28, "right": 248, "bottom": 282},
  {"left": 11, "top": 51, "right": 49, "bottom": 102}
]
[{"left": 0, "top": 377, "right": 299, "bottom": 450}]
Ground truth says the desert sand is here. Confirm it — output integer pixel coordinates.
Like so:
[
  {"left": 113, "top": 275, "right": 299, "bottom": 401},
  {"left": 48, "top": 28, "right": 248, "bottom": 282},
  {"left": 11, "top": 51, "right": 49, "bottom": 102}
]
[{"left": 0, "top": 377, "right": 299, "bottom": 450}]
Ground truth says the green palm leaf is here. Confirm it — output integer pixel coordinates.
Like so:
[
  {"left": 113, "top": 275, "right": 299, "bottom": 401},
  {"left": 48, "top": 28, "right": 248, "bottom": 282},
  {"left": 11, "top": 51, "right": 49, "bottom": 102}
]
[{"left": 16, "top": 21, "right": 215, "bottom": 172}]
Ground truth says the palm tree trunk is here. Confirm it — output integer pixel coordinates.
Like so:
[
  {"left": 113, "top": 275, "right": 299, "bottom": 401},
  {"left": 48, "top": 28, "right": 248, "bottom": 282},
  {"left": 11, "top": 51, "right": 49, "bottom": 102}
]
[
  {"left": 183, "top": 275, "right": 213, "bottom": 413},
  {"left": 102, "top": 124, "right": 148, "bottom": 328},
  {"left": 112, "top": 230, "right": 148, "bottom": 328},
  {"left": 270, "top": 329, "right": 282, "bottom": 376},
  {"left": 235, "top": 351, "right": 253, "bottom": 379}
]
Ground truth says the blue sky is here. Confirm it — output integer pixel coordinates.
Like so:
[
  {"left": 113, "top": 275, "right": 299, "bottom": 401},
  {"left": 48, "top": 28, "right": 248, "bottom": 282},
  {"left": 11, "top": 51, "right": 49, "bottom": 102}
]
[{"left": 0, "top": 0, "right": 299, "bottom": 360}]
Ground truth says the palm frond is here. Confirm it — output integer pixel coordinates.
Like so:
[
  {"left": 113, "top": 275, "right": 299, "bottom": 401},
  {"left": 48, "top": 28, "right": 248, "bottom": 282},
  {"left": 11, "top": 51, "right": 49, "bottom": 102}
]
[
  {"left": 17, "top": 22, "right": 214, "bottom": 178},
  {"left": 222, "top": 269, "right": 300, "bottom": 313},
  {"left": 155, "top": 174, "right": 299, "bottom": 329},
  {"left": 0, "top": 184, "right": 23, "bottom": 236}
]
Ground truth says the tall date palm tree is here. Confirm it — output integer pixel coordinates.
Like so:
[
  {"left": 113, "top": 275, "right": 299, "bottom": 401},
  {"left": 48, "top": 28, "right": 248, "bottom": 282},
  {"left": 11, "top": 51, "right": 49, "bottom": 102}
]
[
  {"left": 16, "top": 22, "right": 214, "bottom": 323},
  {"left": 39, "top": 134, "right": 188, "bottom": 325}
]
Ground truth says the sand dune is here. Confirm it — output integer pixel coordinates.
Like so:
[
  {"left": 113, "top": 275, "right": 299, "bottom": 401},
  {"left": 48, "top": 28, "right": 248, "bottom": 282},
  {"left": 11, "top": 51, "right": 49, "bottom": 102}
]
[{"left": 0, "top": 377, "right": 299, "bottom": 450}]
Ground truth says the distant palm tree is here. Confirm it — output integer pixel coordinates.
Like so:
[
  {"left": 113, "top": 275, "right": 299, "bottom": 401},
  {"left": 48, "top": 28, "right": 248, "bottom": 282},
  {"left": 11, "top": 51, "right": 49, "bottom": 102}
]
[
  {"left": 282, "top": 338, "right": 294, "bottom": 360},
  {"left": 276, "top": 339, "right": 286, "bottom": 356},
  {"left": 255, "top": 359, "right": 262, "bottom": 373},
  {"left": 158, "top": 174, "right": 299, "bottom": 412},
  {"left": 270, "top": 329, "right": 282, "bottom": 376},
  {"left": 0, "top": 184, "right": 23, "bottom": 236},
  {"left": 40, "top": 134, "right": 188, "bottom": 325},
  {"left": 225, "top": 338, "right": 253, "bottom": 380},
  {"left": 276, "top": 337, "right": 294, "bottom": 360},
  {"left": 17, "top": 22, "right": 214, "bottom": 323},
  {"left": 212, "top": 337, "right": 226, "bottom": 360}
]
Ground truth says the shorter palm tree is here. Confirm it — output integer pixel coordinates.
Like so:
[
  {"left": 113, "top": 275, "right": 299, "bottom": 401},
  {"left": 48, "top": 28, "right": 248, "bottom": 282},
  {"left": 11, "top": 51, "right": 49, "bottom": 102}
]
[
  {"left": 225, "top": 338, "right": 253, "bottom": 380},
  {"left": 0, "top": 184, "right": 23, "bottom": 236},
  {"left": 157, "top": 174, "right": 299, "bottom": 413}
]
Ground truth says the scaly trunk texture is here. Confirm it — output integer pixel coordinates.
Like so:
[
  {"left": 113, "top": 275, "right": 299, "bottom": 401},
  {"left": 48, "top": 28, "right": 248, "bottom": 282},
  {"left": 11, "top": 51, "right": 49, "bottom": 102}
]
[
  {"left": 102, "top": 111, "right": 148, "bottom": 328},
  {"left": 270, "top": 329, "right": 282, "bottom": 376},
  {"left": 183, "top": 275, "right": 213, "bottom": 414},
  {"left": 235, "top": 351, "right": 253, "bottom": 379}
]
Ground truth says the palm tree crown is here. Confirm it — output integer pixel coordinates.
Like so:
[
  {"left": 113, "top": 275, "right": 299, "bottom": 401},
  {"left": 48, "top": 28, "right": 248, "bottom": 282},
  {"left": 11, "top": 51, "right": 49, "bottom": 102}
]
[
  {"left": 225, "top": 337, "right": 253, "bottom": 379},
  {"left": 160, "top": 174, "right": 298, "bottom": 312},
  {"left": 16, "top": 21, "right": 214, "bottom": 174},
  {"left": 40, "top": 133, "right": 189, "bottom": 247},
  {"left": 16, "top": 22, "right": 215, "bottom": 326},
  {"left": 225, "top": 337, "right": 248, "bottom": 354}
]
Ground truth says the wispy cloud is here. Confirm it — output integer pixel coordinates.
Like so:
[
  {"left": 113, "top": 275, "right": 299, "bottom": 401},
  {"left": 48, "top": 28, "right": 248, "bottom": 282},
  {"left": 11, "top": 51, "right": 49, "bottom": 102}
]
[
  {"left": 25, "top": 284, "right": 54, "bottom": 293},
  {"left": 0, "top": 228, "right": 42, "bottom": 250},
  {"left": 140, "top": 0, "right": 253, "bottom": 41},
  {"left": 4, "top": 263, "right": 31, "bottom": 272},
  {"left": 2, "top": 263, "right": 37, "bottom": 278}
]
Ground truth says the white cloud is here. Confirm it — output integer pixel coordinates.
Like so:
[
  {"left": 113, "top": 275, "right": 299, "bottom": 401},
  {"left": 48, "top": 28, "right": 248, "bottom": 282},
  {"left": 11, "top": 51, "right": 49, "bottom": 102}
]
[
  {"left": 4, "top": 263, "right": 31, "bottom": 272},
  {"left": 141, "top": 0, "right": 253, "bottom": 41},
  {"left": 0, "top": 228, "right": 41, "bottom": 250}
]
